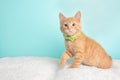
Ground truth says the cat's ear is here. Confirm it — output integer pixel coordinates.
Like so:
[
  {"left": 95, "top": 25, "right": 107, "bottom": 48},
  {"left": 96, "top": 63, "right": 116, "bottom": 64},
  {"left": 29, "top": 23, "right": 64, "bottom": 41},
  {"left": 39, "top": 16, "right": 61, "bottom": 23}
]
[
  {"left": 74, "top": 11, "right": 81, "bottom": 22},
  {"left": 59, "top": 12, "right": 66, "bottom": 22}
]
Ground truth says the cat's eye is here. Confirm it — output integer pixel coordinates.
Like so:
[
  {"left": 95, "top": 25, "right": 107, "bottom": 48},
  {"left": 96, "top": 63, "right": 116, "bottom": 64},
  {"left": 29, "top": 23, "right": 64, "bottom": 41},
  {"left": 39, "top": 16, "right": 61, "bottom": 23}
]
[
  {"left": 72, "top": 23, "right": 75, "bottom": 26},
  {"left": 64, "top": 24, "right": 68, "bottom": 27}
]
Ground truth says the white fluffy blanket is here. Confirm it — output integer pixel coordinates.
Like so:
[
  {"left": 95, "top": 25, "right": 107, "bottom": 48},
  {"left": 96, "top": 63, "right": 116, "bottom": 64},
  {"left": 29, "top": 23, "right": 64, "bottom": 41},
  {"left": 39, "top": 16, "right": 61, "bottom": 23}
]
[{"left": 0, "top": 57, "right": 119, "bottom": 80}]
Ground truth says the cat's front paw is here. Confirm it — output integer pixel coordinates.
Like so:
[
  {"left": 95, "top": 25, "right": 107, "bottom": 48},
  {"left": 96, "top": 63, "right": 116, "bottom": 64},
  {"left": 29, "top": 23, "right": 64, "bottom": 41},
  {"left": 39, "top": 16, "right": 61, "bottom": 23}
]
[
  {"left": 69, "top": 66, "right": 77, "bottom": 68},
  {"left": 60, "top": 62, "right": 65, "bottom": 68},
  {"left": 60, "top": 64, "right": 64, "bottom": 69},
  {"left": 68, "top": 66, "right": 75, "bottom": 68}
]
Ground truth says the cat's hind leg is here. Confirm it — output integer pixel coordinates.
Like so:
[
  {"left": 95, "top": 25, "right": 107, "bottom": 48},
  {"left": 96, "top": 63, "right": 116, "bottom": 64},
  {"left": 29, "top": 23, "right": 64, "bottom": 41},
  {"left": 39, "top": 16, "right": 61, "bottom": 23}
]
[
  {"left": 96, "top": 56, "right": 112, "bottom": 69},
  {"left": 83, "top": 55, "right": 112, "bottom": 69}
]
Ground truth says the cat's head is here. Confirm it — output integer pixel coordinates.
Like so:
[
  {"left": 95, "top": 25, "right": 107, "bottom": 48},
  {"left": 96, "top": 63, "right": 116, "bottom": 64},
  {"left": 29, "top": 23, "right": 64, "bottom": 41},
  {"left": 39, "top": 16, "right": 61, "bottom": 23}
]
[{"left": 59, "top": 11, "right": 81, "bottom": 36}]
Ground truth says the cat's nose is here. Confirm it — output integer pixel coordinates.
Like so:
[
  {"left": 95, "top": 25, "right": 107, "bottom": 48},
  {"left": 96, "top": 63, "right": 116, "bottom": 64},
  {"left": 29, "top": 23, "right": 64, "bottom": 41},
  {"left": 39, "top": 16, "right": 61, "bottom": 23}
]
[
  {"left": 67, "top": 27, "right": 72, "bottom": 31},
  {"left": 67, "top": 26, "right": 70, "bottom": 29}
]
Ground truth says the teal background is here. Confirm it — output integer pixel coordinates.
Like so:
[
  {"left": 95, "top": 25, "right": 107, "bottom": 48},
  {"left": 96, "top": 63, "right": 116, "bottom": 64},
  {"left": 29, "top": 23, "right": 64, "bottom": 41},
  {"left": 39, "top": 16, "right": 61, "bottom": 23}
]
[{"left": 0, "top": 0, "right": 120, "bottom": 59}]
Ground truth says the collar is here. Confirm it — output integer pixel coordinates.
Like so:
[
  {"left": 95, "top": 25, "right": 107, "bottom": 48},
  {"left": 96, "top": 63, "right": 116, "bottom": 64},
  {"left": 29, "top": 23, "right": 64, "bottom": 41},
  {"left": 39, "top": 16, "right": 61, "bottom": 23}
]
[{"left": 63, "top": 32, "right": 81, "bottom": 41}]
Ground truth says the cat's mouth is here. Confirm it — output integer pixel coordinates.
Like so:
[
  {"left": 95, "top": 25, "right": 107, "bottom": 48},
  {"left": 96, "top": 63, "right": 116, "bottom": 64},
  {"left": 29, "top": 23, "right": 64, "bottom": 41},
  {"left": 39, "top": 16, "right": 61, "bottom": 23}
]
[{"left": 64, "top": 29, "right": 76, "bottom": 35}]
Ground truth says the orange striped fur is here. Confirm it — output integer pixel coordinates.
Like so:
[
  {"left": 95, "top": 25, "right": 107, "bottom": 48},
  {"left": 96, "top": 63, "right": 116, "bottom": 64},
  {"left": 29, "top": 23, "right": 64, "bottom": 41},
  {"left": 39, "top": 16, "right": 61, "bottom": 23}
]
[{"left": 59, "top": 11, "right": 112, "bottom": 69}]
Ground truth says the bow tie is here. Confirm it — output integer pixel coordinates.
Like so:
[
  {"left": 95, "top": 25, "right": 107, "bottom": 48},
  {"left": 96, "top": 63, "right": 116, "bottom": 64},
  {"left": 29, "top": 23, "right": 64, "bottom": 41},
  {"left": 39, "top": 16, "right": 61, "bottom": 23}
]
[{"left": 63, "top": 32, "right": 81, "bottom": 41}]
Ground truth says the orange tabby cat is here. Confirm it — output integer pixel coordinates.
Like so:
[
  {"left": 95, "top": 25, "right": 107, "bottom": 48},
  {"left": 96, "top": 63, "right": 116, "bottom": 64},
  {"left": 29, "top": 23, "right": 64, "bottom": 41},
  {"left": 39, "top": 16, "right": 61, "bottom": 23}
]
[{"left": 59, "top": 11, "right": 112, "bottom": 69}]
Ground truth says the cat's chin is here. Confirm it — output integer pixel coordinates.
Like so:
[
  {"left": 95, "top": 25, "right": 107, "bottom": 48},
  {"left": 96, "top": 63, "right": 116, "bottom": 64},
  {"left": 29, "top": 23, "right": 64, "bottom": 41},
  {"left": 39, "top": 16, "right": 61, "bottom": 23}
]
[
  {"left": 64, "top": 31, "right": 76, "bottom": 35},
  {"left": 64, "top": 32, "right": 76, "bottom": 36},
  {"left": 64, "top": 31, "right": 80, "bottom": 36}
]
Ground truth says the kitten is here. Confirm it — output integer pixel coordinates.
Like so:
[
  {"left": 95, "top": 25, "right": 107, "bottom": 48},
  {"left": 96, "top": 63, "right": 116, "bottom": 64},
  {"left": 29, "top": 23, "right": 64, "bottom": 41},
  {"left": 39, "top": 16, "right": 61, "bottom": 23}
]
[{"left": 59, "top": 11, "right": 112, "bottom": 68}]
